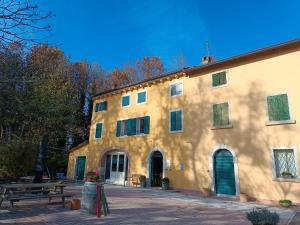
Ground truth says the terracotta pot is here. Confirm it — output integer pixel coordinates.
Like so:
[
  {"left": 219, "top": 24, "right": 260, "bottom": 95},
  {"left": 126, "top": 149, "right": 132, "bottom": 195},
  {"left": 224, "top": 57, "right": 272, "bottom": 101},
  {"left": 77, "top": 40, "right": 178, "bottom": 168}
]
[
  {"left": 239, "top": 193, "right": 249, "bottom": 203},
  {"left": 202, "top": 189, "right": 211, "bottom": 197},
  {"left": 70, "top": 199, "right": 81, "bottom": 210}
]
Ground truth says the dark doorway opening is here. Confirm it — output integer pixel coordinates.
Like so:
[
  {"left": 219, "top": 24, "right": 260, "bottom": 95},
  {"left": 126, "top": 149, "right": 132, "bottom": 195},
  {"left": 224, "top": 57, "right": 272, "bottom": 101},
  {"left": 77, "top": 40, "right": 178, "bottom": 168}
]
[{"left": 150, "top": 151, "right": 163, "bottom": 187}]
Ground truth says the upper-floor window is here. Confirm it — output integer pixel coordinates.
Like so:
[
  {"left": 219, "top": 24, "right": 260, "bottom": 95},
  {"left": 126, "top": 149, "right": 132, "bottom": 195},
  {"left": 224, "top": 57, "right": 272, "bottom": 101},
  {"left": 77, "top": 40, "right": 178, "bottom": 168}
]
[
  {"left": 212, "top": 71, "right": 227, "bottom": 87},
  {"left": 273, "top": 148, "right": 298, "bottom": 179},
  {"left": 121, "top": 95, "right": 130, "bottom": 108},
  {"left": 95, "top": 101, "right": 107, "bottom": 112},
  {"left": 267, "top": 94, "right": 291, "bottom": 122},
  {"left": 170, "top": 81, "right": 183, "bottom": 97},
  {"left": 137, "top": 90, "right": 147, "bottom": 104},
  {"left": 116, "top": 116, "right": 150, "bottom": 137},
  {"left": 95, "top": 122, "right": 103, "bottom": 139},
  {"left": 213, "top": 102, "right": 230, "bottom": 128},
  {"left": 170, "top": 109, "right": 183, "bottom": 132}
]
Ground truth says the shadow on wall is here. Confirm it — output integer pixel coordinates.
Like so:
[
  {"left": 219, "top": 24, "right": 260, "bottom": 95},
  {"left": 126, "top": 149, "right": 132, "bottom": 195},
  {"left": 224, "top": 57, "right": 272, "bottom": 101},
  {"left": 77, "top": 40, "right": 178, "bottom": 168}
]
[{"left": 138, "top": 77, "right": 296, "bottom": 202}]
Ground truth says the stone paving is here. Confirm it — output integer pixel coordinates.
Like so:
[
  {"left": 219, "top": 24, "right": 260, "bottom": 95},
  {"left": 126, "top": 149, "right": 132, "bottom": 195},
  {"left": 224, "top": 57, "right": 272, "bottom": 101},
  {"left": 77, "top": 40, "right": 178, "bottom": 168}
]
[{"left": 0, "top": 183, "right": 297, "bottom": 225}]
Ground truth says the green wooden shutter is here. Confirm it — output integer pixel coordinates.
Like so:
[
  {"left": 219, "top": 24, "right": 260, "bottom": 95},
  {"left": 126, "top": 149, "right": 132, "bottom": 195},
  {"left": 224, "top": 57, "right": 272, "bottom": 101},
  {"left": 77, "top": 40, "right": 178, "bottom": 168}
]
[
  {"left": 95, "top": 103, "right": 99, "bottom": 112},
  {"left": 221, "top": 103, "right": 229, "bottom": 125},
  {"left": 116, "top": 120, "right": 121, "bottom": 137},
  {"left": 267, "top": 94, "right": 290, "bottom": 121},
  {"left": 176, "top": 111, "right": 182, "bottom": 130},
  {"left": 100, "top": 101, "right": 107, "bottom": 111},
  {"left": 213, "top": 104, "right": 221, "bottom": 127},
  {"left": 127, "top": 118, "right": 137, "bottom": 136},
  {"left": 213, "top": 103, "right": 229, "bottom": 127},
  {"left": 170, "top": 111, "right": 176, "bottom": 131},
  {"left": 144, "top": 116, "right": 150, "bottom": 134},
  {"left": 95, "top": 123, "right": 102, "bottom": 138},
  {"left": 212, "top": 71, "right": 227, "bottom": 87}
]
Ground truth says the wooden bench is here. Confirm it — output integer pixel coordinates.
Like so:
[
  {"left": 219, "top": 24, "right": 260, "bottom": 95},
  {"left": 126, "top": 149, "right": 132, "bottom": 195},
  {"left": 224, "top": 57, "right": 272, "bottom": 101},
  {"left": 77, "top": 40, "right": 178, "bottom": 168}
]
[{"left": 8, "top": 193, "right": 72, "bottom": 208}]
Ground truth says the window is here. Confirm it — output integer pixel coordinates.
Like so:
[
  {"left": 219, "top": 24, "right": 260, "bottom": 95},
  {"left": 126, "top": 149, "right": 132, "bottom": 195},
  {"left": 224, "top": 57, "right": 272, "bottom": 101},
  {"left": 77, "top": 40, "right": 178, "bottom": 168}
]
[
  {"left": 267, "top": 94, "right": 291, "bottom": 122},
  {"left": 170, "top": 81, "right": 183, "bottom": 97},
  {"left": 95, "top": 101, "right": 107, "bottom": 112},
  {"left": 116, "top": 116, "right": 150, "bottom": 137},
  {"left": 136, "top": 117, "right": 145, "bottom": 134},
  {"left": 137, "top": 90, "right": 147, "bottom": 104},
  {"left": 112, "top": 155, "right": 118, "bottom": 172},
  {"left": 273, "top": 149, "right": 297, "bottom": 179},
  {"left": 170, "top": 109, "right": 183, "bottom": 132},
  {"left": 212, "top": 71, "right": 227, "bottom": 87},
  {"left": 122, "top": 95, "right": 130, "bottom": 107},
  {"left": 95, "top": 122, "right": 103, "bottom": 139},
  {"left": 213, "top": 102, "right": 230, "bottom": 127}
]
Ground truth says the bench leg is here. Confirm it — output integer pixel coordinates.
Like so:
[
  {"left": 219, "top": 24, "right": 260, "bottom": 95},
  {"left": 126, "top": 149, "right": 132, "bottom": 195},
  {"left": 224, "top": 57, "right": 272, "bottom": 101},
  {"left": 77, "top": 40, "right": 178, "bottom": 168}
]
[
  {"left": 62, "top": 196, "right": 65, "bottom": 208},
  {"left": 48, "top": 197, "right": 52, "bottom": 203},
  {"left": 10, "top": 201, "right": 14, "bottom": 208}
]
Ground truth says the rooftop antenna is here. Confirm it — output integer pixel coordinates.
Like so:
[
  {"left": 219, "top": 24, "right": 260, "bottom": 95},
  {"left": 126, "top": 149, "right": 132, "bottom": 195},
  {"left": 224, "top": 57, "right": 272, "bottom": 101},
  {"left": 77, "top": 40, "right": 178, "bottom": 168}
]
[{"left": 205, "top": 40, "right": 210, "bottom": 57}]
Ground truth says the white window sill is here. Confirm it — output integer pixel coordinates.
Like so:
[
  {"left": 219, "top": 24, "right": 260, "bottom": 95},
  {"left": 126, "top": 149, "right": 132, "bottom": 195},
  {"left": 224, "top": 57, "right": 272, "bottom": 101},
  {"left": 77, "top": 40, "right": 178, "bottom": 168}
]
[
  {"left": 212, "top": 83, "right": 228, "bottom": 89},
  {"left": 169, "top": 130, "right": 184, "bottom": 134},
  {"left": 266, "top": 120, "right": 296, "bottom": 126},
  {"left": 94, "top": 138, "right": 102, "bottom": 141},
  {"left": 273, "top": 177, "right": 300, "bottom": 183},
  {"left": 211, "top": 124, "right": 233, "bottom": 130},
  {"left": 118, "top": 133, "right": 147, "bottom": 138}
]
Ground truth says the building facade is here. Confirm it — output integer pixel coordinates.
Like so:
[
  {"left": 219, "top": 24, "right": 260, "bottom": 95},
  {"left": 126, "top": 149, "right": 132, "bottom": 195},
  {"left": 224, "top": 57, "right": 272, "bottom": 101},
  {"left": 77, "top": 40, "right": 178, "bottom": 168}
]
[{"left": 67, "top": 39, "right": 300, "bottom": 203}]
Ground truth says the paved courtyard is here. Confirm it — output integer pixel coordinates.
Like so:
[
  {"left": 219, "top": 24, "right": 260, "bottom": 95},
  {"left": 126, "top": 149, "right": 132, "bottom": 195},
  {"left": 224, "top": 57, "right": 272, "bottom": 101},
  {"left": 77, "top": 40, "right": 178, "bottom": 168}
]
[{"left": 0, "top": 183, "right": 297, "bottom": 225}]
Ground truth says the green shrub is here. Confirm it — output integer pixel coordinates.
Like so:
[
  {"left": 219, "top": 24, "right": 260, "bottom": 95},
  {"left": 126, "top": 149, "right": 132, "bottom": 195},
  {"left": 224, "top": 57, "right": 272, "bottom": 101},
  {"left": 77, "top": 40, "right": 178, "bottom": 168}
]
[
  {"left": 279, "top": 199, "right": 292, "bottom": 206},
  {"left": 246, "top": 207, "right": 280, "bottom": 225},
  {"left": 139, "top": 175, "right": 146, "bottom": 183},
  {"left": 162, "top": 177, "right": 169, "bottom": 184}
]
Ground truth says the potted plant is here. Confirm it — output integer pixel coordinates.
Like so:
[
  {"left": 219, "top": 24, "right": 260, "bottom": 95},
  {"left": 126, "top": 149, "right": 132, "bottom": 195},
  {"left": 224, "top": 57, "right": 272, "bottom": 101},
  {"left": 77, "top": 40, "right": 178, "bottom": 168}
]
[
  {"left": 139, "top": 175, "right": 147, "bottom": 188},
  {"left": 281, "top": 171, "right": 293, "bottom": 179},
  {"left": 246, "top": 207, "right": 280, "bottom": 225},
  {"left": 162, "top": 177, "right": 170, "bottom": 190},
  {"left": 279, "top": 199, "right": 292, "bottom": 207},
  {"left": 85, "top": 171, "right": 99, "bottom": 182},
  {"left": 202, "top": 188, "right": 211, "bottom": 197},
  {"left": 240, "top": 193, "right": 249, "bottom": 203}
]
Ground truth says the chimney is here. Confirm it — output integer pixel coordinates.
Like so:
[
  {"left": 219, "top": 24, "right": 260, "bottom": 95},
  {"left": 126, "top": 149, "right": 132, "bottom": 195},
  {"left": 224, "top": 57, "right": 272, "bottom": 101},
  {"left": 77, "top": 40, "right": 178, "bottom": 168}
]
[{"left": 202, "top": 56, "right": 215, "bottom": 65}]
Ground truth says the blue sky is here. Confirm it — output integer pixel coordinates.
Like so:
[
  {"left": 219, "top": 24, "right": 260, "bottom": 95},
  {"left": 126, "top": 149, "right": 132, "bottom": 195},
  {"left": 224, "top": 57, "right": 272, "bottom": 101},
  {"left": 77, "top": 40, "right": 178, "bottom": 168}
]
[{"left": 40, "top": 0, "right": 300, "bottom": 71}]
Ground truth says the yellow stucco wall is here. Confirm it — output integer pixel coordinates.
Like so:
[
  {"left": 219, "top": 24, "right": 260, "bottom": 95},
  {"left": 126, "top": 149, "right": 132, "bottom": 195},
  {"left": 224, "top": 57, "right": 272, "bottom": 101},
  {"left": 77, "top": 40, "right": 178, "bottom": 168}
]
[{"left": 68, "top": 47, "right": 300, "bottom": 203}]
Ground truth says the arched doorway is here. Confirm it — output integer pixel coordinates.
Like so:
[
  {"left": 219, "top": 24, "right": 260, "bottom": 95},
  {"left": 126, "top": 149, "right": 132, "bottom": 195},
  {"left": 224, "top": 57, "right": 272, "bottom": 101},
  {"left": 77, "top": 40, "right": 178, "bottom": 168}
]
[
  {"left": 101, "top": 150, "right": 129, "bottom": 185},
  {"left": 149, "top": 150, "right": 163, "bottom": 187},
  {"left": 213, "top": 149, "right": 236, "bottom": 196}
]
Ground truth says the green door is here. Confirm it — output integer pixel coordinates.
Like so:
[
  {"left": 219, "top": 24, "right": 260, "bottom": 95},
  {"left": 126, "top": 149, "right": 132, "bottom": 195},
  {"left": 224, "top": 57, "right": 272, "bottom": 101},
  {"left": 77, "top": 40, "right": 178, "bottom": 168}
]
[
  {"left": 214, "top": 149, "right": 236, "bottom": 195},
  {"left": 75, "top": 156, "right": 86, "bottom": 180}
]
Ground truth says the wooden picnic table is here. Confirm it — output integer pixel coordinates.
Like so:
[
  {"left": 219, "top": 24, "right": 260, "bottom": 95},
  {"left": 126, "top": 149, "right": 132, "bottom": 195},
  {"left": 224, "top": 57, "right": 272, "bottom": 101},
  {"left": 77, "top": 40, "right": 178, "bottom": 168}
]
[{"left": 0, "top": 182, "right": 66, "bottom": 208}]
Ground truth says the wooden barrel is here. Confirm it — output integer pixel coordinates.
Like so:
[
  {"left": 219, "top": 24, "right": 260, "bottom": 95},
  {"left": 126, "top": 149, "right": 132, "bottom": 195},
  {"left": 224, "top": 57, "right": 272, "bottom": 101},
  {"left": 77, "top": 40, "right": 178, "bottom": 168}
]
[{"left": 81, "top": 182, "right": 97, "bottom": 214}]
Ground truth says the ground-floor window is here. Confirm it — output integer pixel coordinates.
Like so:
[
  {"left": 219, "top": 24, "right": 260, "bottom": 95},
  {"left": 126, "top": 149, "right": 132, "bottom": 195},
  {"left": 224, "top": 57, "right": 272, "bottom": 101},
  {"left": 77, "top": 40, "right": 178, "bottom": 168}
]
[{"left": 273, "top": 148, "right": 298, "bottom": 179}]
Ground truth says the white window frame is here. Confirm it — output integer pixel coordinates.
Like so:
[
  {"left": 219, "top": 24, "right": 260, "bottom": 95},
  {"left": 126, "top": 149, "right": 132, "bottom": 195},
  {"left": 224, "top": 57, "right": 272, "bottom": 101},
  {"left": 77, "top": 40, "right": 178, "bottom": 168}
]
[
  {"left": 211, "top": 101, "right": 233, "bottom": 130},
  {"left": 211, "top": 70, "right": 229, "bottom": 89},
  {"left": 265, "top": 92, "right": 295, "bottom": 126},
  {"left": 169, "top": 108, "right": 183, "bottom": 133},
  {"left": 94, "top": 121, "right": 104, "bottom": 140},
  {"left": 169, "top": 80, "right": 183, "bottom": 97},
  {"left": 136, "top": 89, "right": 147, "bottom": 105},
  {"left": 136, "top": 117, "right": 145, "bottom": 135},
  {"left": 121, "top": 94, "right": 131, "bottom": 108},
  {"left": 270, "top": 146, "right": 299, "bottom": 181}
]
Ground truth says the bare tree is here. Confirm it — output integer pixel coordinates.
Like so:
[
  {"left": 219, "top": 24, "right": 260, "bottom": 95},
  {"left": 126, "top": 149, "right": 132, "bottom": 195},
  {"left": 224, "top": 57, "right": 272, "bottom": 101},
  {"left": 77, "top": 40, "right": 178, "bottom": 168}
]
[{"left": 0, "top": 0, "right": 52, "bottom": 46}]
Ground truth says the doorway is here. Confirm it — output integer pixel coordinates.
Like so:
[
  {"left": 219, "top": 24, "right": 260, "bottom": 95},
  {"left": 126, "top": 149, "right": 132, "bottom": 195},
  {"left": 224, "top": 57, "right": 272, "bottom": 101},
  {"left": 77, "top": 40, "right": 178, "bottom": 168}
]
[
  {"left": 214, "top": 149, "right": 236, "bottom": 195},
  {"left": 75, "top": 156, "right": 86, "bottom": 181},
  {"left": 104, "top": 152, "right": 128, "bottom": 185},
  {"left": 150, "top": 151, "right": 163, "bottom": 186}
]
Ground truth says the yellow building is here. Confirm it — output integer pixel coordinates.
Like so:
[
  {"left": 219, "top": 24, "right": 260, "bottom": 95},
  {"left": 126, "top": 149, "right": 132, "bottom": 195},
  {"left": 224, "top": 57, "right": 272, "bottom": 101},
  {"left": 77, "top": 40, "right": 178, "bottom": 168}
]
[{"left": 67, "top": 39, "right": 300, "bottom": 203}]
